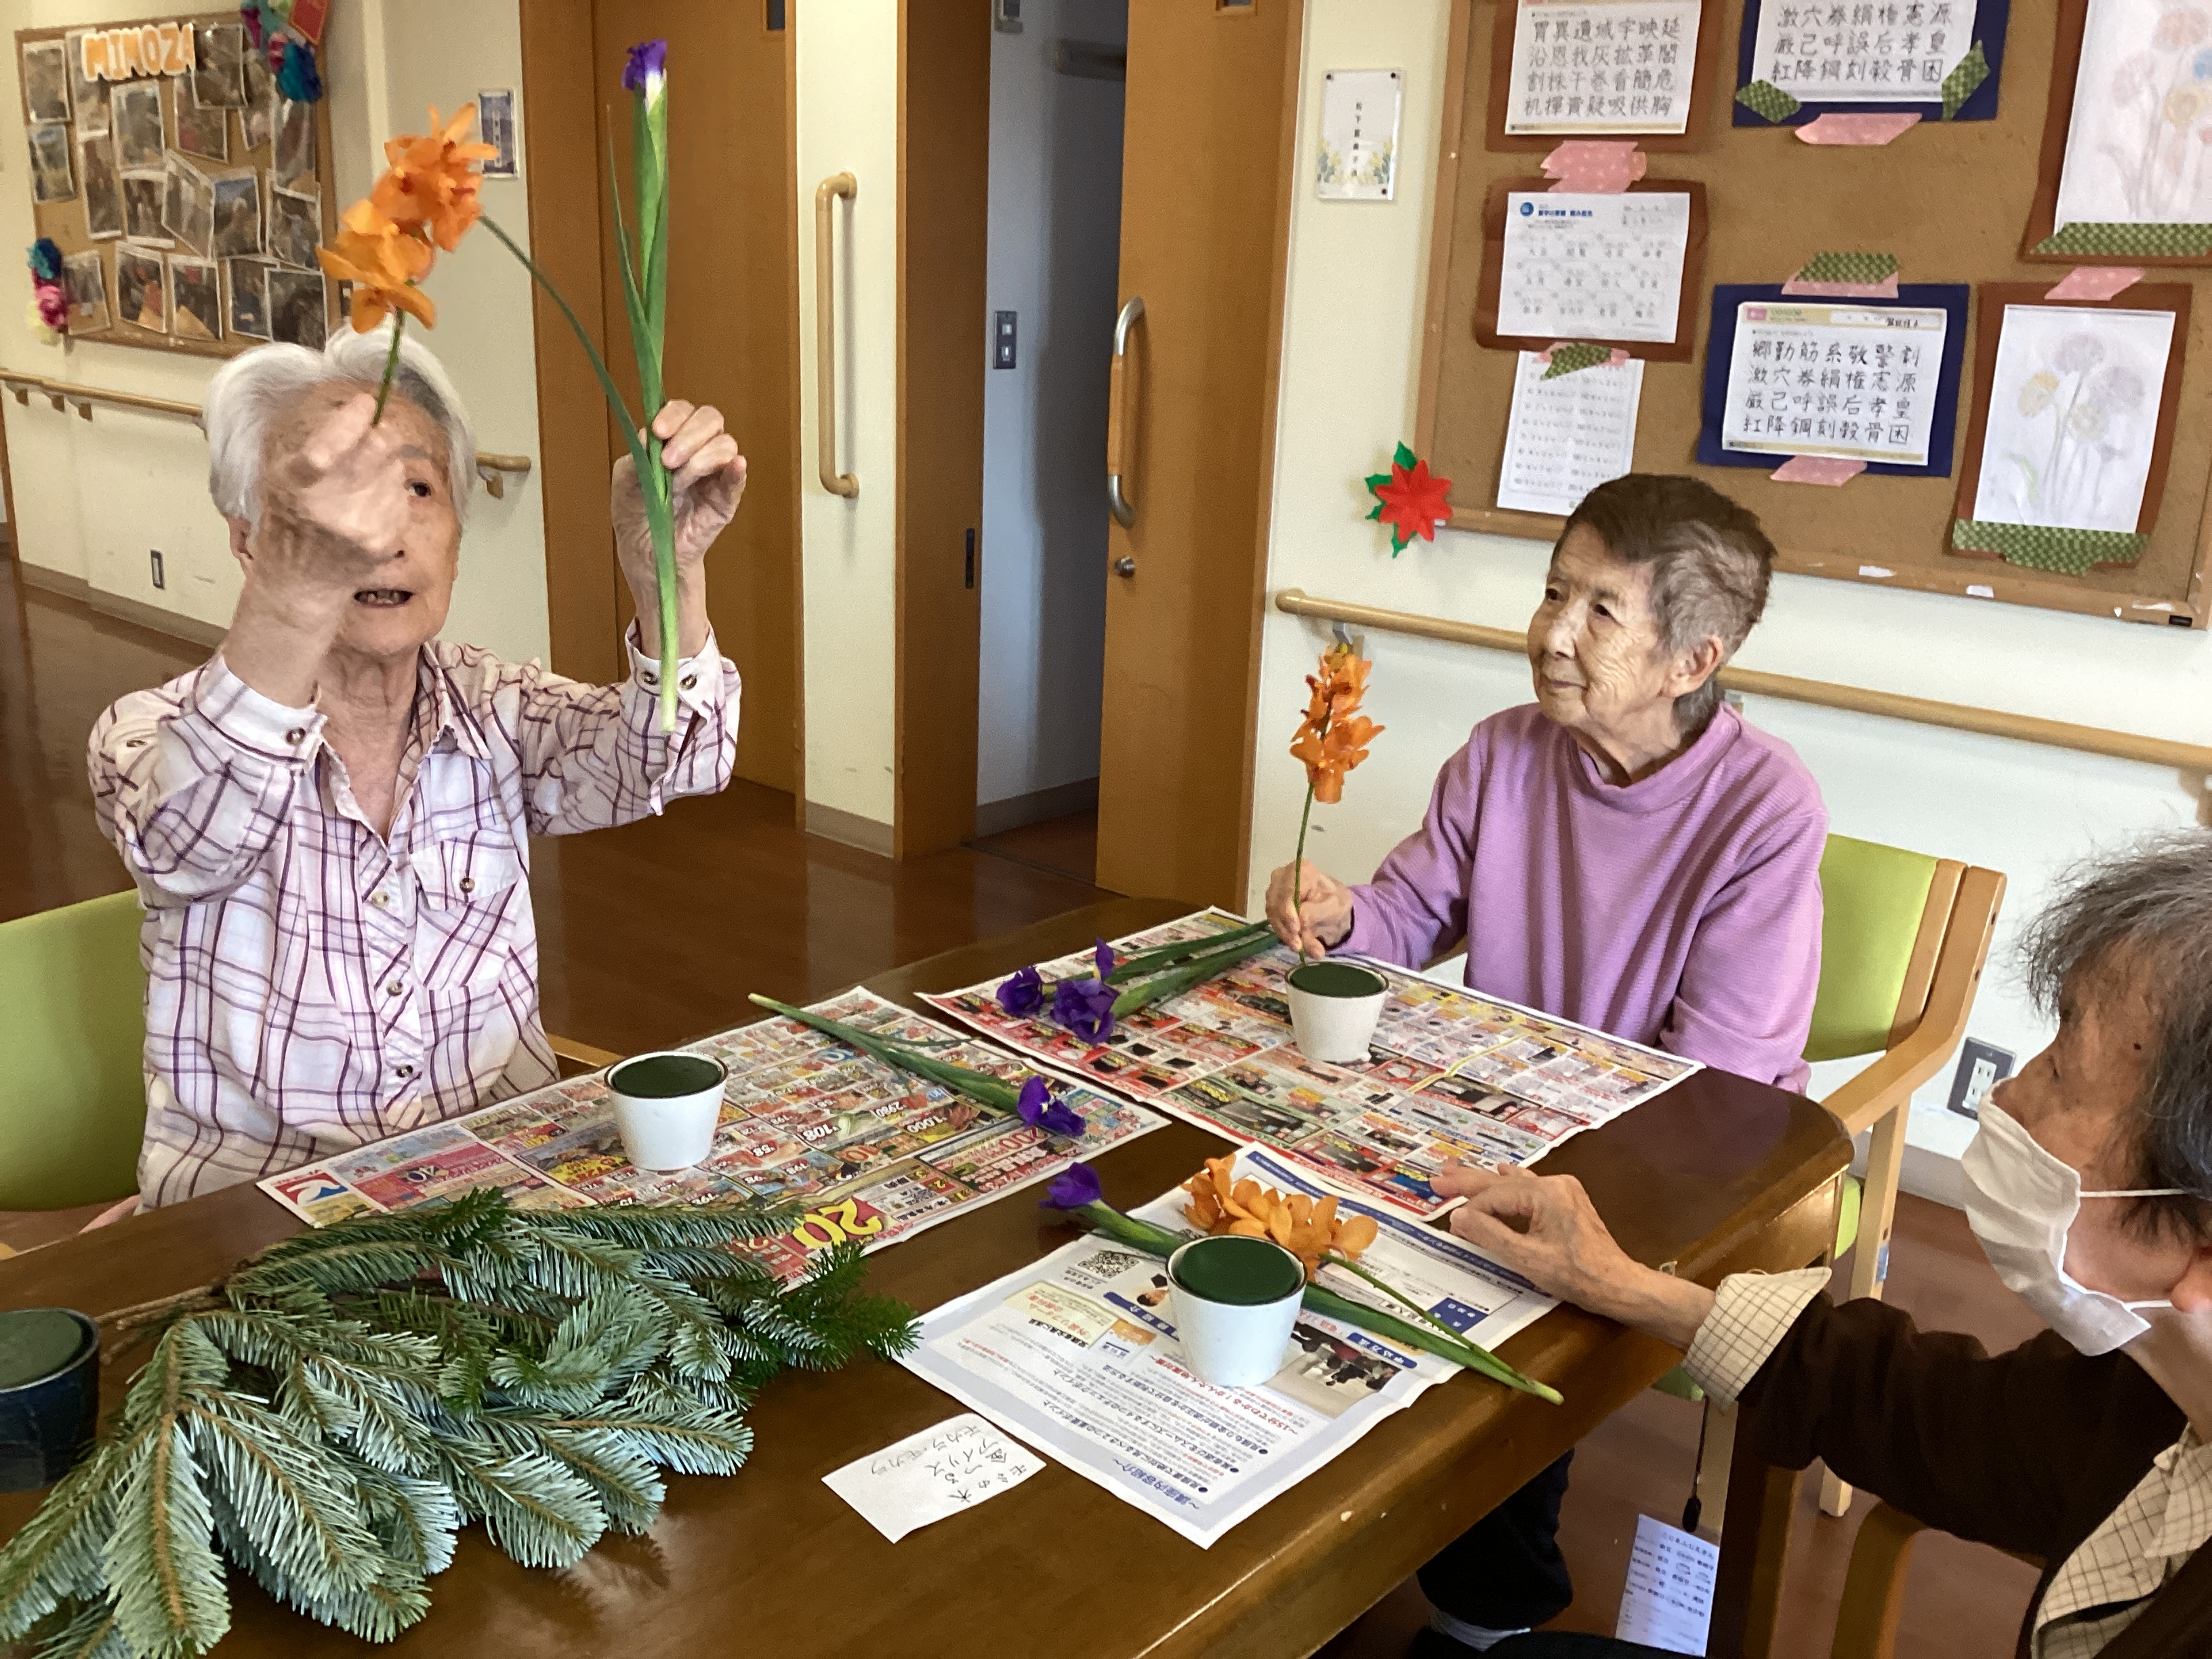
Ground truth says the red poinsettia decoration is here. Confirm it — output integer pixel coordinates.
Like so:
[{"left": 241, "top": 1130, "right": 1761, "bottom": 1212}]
[{"left": 1364, "top": 443, "right": 1453, "bottom": 554}]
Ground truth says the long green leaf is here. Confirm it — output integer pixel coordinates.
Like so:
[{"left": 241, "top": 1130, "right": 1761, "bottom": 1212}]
[
  {"left": 1105, "top": 920, "right": 1273, "bottom": 983},
  {"left": 747, "top": 995, "right": 1025, "bottom": 1114},
  {"left": 1109, "top": 930, "right": 1277, "bottom": 1017}
]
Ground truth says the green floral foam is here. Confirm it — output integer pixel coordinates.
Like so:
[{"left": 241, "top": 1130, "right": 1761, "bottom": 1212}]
[
  {"left": 609, "top": 1054, "right": 724, "bottom": 1099},
  {"left": 1288, "top": 960, "right": 1386, "bottom": 998},
  {"left": 1172, "top": 1236, "right": 1305, "bottom": 1306}
]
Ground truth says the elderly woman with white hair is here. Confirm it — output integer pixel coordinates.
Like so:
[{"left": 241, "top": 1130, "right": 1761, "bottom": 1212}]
[
  {"left": 1267, "top": 473, "right": 1827, "bottom": 1653},
  {"left": 88, "top": 327, "right": 746, "bottom": 1209}
]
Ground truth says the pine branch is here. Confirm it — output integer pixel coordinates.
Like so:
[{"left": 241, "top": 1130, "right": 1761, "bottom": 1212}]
[{"left": 27, "top": 1601, "right": 127, "bottom": 1659}]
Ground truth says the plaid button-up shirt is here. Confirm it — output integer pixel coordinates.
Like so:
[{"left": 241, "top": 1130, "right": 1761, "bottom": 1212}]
[
  {"left": 1687, "top": 1269, "right": 2211, "bottom": 1657},
  {"left": 89, "top": 630, "right": 737, "bottom": 1206}
]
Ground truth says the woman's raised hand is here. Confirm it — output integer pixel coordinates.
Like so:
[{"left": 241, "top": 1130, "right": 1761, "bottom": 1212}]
[
  {"left": 611, "top": 399, "right": 747, "bottom": 581},
  {"left": 258, "top": 392, "right": 412, "bottom": 602},
  {"left": 1265, "top": 859, "right": 1355, "bottom": 960}
]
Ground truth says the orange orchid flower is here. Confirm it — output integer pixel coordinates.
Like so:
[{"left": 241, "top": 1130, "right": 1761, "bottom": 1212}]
[
  {"left": 317, "top": 199, "right": 436, "bottom": 333},
  {"left": 1182, "top": 1155, "right": 1379, "bottom": 1280},
  {"left": 1288, "top": 642, "right": 1382, "bottom": 804},
  {"left": 372, "top": 104, "right": 495, "bottom": 252}
]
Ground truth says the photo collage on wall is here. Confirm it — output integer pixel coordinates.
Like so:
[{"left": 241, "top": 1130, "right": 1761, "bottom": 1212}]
[{"left": 17, "top": 16, "right": 331, "bottom": 354}]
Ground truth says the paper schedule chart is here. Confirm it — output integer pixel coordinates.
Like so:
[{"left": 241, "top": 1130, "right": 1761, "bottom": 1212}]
[{"left": 1496, "top": 191, "right": 1692, "bottom": 346}]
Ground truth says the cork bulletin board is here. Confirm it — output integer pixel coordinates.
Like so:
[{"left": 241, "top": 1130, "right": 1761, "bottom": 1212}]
[
  {"left": 16, "top": 14, "right": 338, "bottom": 361},
  {"left": 1415, "top": 0, "right": 2212, "bottom": 627}
]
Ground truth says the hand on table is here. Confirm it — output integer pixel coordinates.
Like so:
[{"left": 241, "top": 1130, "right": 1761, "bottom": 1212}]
[
  {"left": 1436, "top": 1161, "right": 1716, "bottom": 1351},
  {"left": 1265, "top": 859, "right": 1353, "bottom": 960}
]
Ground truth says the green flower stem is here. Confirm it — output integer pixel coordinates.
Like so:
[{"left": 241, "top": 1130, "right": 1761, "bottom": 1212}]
[
  {"left": 747, "top": 994, "right": 1023, "bottom": 1115},
  {"left": 1105, "top": 921, "right": 1273, "bottom": 983},
  {"left": 1107, "top": 931, "right": 1277, "bottom": 1019},
  {"left": 370, "top": 312, "right": 406, "bottom": 424},
  {"left": 1291, "top": 781, "right": 1317, "bottom": 952},
  {"left": 478, "top": 213, "right": 680, "bottom": 732},
  {"left": 1323, "top": 1250, "right": 1465, "bottom": 1344},
  {"left": 1049, "top": 1202, "right": 1562, "bottom": 1404}
]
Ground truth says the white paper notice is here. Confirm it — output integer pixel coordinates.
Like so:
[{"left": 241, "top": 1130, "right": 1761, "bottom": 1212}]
[
  {"left": 821, "top": 1413, "right": 1046, "bottom": 1543},
  {"left": 1720, "top": 302, "right": 1947, "bottom": 465},
  {"left": 900, "top": 1147, "right": 1557, "bottom": 1548},
  {"left": 1317, "top": 68, "right": 1403, "bottom": 201},
  {"left": 1503, "top": 0, "right": 1702, "bottom": 135},
  {"left": 1496, "top": 191, "right": 1690, "bottom": 345},
  {"left": 1498, "top": 351, "right": 1645, "bottom": 516},
  {"left": 1749, "top": 0, "right": 1978, "bottom": 105},
  {"left": 1615, "top": 1513, "right": 1719, "bottom": 1655}
]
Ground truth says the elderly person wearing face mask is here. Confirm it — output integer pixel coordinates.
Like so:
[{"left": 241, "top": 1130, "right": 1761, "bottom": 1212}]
[
  {"left": 88, "top": 327, "right": 745, "bottom": 1209},
  {"left": 1439, "top": 835, "right": 2212, "bottom": 1659},
  {"left": 1265, "top": 473, "right": 1826, "bottom": 1650}
]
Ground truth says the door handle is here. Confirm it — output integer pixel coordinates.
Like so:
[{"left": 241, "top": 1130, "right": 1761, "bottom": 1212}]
[
  {"left": 1107, "top": 294, "right": 1144, "bottom": 527},
  {"left": 814, "top": 171, "right": 859, "bottom": 499}
]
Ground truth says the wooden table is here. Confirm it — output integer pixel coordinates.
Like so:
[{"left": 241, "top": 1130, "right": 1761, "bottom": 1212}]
[{"left": 0, "top": 898, "right": 1849, "bottom": 1657}]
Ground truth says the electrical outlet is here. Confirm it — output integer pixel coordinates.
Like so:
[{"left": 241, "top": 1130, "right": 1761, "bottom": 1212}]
[
  {"left": 148, "top": 549, "right": 165, "bottom": 590},
  {"left": 994, "top": 310, "right": 1017, "bottom": 369},
  {"left": 1946, "top": 1038, "right": 2015, "bottom": 1120}
]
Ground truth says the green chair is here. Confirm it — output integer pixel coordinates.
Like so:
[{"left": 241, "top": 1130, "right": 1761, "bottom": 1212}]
[
  {"left": 1683, "top": 834, "right": 2005, "bottom": 1532},
  {"left": 0, "top": 890, "right": 150, "bottom": 1212}
]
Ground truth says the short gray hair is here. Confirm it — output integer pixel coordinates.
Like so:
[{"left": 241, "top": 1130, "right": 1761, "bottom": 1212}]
[
  {"left": 1560, "top": 474, "right": 1776, "bottom": 735},
  {"left": 203, "top": 321, "right": 476, "bottom": 526},
  {"left": 2022, "top": 830, "right": 2212, "bottom": 1244}
]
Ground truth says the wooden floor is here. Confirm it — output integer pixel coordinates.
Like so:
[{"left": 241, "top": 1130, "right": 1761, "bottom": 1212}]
[{"left": 1, "top": 556, "right": 2047, "bottom": 1656}]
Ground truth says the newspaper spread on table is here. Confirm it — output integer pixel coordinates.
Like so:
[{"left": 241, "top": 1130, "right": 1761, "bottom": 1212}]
[
  {"left": 920, "top": 910, "right": 1699, "bottom": 1221},
  {"left": 901, "top": 1144, "right": 1559, "bottom": 1547},
  {"left": 256, "top": 989, "right": 1166, "bottom": 1280}
]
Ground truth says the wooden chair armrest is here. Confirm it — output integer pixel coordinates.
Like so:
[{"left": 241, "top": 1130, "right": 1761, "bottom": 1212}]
[
  {"left": 1821, "top": 1041, "right": 1942, "bottom": 1139},
  {"left": 548, "top": 1034, "right": 621, "bottom": 1074}
]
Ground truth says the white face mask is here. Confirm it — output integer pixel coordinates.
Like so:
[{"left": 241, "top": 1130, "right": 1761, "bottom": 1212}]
[{"left": 1960, "top": 1103, "right": 2186, "bottom": 1356}]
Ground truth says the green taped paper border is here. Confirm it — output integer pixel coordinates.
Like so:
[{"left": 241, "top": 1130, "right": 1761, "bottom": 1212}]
[
  {"left": 1735, "top": 79, "right": 1801, "bottom": 123},
  {"left": 2033, "top": 222, "right": 2212, "bottom": 258},
  {"left": 1940, "top": 41, "right": 1988, "bottom": 121},
  {"left": 1797, "top": 251, "right": 1899, "bottom": 284},
  {"left": 1951, "top": 519, "right": 2150, "bottom": 575},
  {"left": 1542, "top": 343, "right": 1613, "bottom": 379}
]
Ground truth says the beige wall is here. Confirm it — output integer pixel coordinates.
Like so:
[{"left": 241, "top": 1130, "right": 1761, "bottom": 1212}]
[
  {"left": 1252, "top": 0, "right": 2212, "bottom": 1198},
  {"left": 0, "top": 0, "right": 551, "bottom": 666}
]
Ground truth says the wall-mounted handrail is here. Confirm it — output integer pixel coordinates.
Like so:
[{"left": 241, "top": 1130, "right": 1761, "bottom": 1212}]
[
  {"left": 0, "top": 370, "right": 534, "bottom": 495},
  {"left": 813, "top": 171, "right": 859, "bottom": 499},
  {"left": 1273, "top": 588, "right": 2212, "bottom": 775}
]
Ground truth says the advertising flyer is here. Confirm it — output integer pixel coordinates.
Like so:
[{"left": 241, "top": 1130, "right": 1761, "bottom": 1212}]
[
  {"left": 901, "top": 1146, "right": 1558, "bottom": 1548},
  {"left": 921, "top": 912, "right": 1696, "bottom": 1220},
  {"left": 258, "top": 989, "right": 1166, "bottom": 1279}
]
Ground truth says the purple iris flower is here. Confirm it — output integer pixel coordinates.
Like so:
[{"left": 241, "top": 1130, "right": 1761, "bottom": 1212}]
[
  {"left": 622, "top": 38, "right": 669, "bottom": 94},
  {"left": 996, "top": 965, "right": 1045, "bottom": 1017},
  {"left": 1040, "top": 1161, "right": 1102, "bottom": 1210},
  {"left": 1016, "top": 1077, "right": 1087, "bottom": 1139},
  {"left": 1094, "top": 937, "right": 1118, "bottom": 979},
  {"left": 1052, "top": 976, "right": 1116, "bottom": 1044}
]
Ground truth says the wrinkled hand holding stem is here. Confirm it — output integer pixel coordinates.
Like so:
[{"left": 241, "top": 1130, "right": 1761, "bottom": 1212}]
[
  {"left": 1435, "top": 1161, "right": 1717, "bottom": 1351},
  {"left": 609, "top": 398, "right": 747, "bottom": 659},
  {"left": 1265, "top": 858, "right": 1355, "bottom": 961}
]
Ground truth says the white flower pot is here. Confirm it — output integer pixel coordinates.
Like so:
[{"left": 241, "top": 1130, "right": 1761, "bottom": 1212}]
[
  {"left": 1167, "top": 1235, "right": 1306, "bottom": 1387},
  {"left": 1286, "top": 960, "right": 1388, "bottom": 1065},
  {"left": 607, "top": 1051, "right": 729, "bottom": 1172}
]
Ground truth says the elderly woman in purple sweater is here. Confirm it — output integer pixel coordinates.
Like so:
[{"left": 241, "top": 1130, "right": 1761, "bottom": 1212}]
[{"left": 1265, "top": 472, "right": 1826, "bottom": 1654}]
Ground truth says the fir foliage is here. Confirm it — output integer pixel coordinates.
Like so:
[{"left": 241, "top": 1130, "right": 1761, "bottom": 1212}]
[{"left": 0, "top": 1191, "right": 916, "bottom": 1656}]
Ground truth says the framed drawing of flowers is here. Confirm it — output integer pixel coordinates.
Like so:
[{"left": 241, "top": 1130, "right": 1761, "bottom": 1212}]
[
  {"left": 1950, "top": 284, "right": 2190, "bottom": 574},
  {"left": 2024, "top": 0, "right": 2212, "bottom": 259}
]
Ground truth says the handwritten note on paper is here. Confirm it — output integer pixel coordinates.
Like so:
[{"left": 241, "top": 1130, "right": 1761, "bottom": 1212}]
[
  {"left": 1504, "top": 0, "right": 1702, "bottom": 136},
  {"left": 1496, "top": 191, "right": 1691, "bottom": 346},
  {"left": 822, "top": 1413, "right": 1046, "bottom": 1544},
  {"left": 1615, "top": 1513, "right": 1719, "bottom": 1655},
  {"left": 1498, "top": 350, "right": 1645, "bottom": 516}
]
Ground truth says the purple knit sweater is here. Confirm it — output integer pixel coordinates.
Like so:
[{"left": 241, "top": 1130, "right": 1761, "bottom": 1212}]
[{"left": 1342, "top": 703, "right": 1826, "bottom": 1091}]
